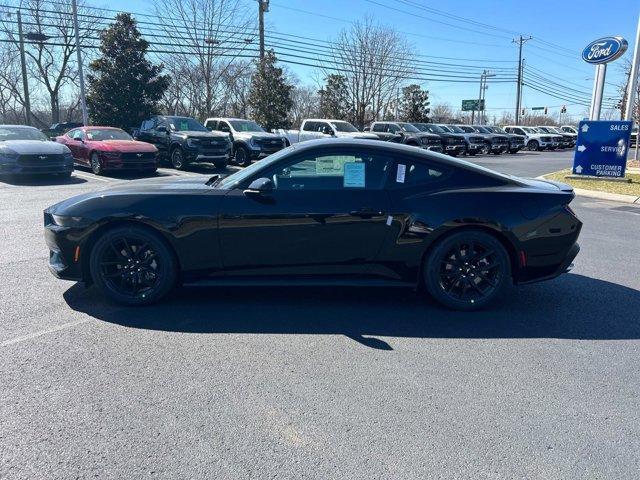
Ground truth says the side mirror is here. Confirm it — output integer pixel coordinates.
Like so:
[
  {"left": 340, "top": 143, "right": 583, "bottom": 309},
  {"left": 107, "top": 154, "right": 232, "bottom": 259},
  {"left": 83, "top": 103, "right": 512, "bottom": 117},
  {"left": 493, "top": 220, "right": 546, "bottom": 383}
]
[
  {"left": 244, "top": 177, "right": 274, "bottom": 197},
  {"left": 363, "top": 126, "right": 370, "bottom": 131}
]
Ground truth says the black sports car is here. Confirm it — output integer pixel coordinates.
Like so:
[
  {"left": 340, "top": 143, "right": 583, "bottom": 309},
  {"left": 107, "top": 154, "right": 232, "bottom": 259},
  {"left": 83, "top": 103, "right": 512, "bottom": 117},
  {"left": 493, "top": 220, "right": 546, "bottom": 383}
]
[{"left": 44, "top": 139, "right": 581, "bottom": 310}]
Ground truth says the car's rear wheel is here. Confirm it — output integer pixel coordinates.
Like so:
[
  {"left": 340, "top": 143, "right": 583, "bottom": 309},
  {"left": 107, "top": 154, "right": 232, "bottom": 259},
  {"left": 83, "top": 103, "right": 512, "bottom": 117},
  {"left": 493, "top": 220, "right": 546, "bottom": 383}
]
[
  {"left": 171, "top": 147, "right": 185, "bottom": 170},
  {"left": 527, "top": 140, "right": 539, "bottom": 151},
  {"left": 90, "top": 153, "right": 103, "bottom": 175},
  {"left": 89, "top": 225, "right": 177, "bottom": 306},
  {"left": 423, "top": 230, "right": 511, "bottom": 310},
  {"left": 234, "top": 145, "right": 251, "bottom": 167}
]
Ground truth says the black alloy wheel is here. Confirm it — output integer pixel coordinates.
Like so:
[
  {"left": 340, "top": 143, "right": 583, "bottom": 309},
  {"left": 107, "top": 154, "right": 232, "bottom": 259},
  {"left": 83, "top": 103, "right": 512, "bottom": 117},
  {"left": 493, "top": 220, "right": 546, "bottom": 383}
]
[
  {"left": 171, "top": 147, "right": 185, "bottom": 170},
  {"left": 90, "top": 226, "right": 177, "bottom": 305},
  {"left": 234, "top": 145, "right": 251, "bottom": 167},
  {"left": 90, "top": 153, "right": 103, "bottom": 175},
  {"left": 527, "top": 140, "right": 539, "bottom": 151},
  {"left": 424, "top": 231, "right": 510, "bottom": 310}
]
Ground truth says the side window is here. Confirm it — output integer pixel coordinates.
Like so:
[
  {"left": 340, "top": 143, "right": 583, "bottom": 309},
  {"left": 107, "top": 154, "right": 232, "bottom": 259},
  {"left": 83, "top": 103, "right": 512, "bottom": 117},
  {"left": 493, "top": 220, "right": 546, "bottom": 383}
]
[
  {"left": 156, "top": 119, "right": 167, "bottom": 131},
  {"left": 372, "top": 123, "right": 385, "bottom": 132},
  {"left": 219, "top": 122, "right": 231, "bottom": 133},
  {"left": 66, "top": 128, "right": 77, "bottom": 139},
  {"left": 204, "top": 119, "right": 216, "bottom": 130},
  {"left": 317, "top": 122, "right": 332, "bottom": 134},
  {"left": 387, "top": 124, "right": 400, "bottom": 134},
  {"left": 514, "top": 128, "right": 525, "bottom": 135},
  {"left": 71, "top": 129, "right": 85, "bottom": 141},
  {"left": 302, "top": 121, "right": 317, "bottom": 132},
  {"left": 266, "top": 151, "right": 391, "bottom": 190},
  {"left": 389, "top": 159, "right": 447, "bottom": 188}
]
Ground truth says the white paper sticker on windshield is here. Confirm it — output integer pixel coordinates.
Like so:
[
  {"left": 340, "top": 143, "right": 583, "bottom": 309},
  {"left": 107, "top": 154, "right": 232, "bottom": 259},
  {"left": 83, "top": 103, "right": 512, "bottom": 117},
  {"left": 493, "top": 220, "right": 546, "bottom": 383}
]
[
  {"left": 396, "top": 164, "right": 406, "bottom": 183},
  {"left": 343, "top": 162, "right": 365, "bottom": 188}
]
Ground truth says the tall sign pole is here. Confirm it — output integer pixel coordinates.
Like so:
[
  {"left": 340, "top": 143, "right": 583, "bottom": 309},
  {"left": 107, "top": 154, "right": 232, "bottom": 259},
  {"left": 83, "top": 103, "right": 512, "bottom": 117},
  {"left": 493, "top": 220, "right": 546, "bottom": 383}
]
[
  {"left": 72, "top": 0, "right": 88, "bottom": 126},
  {"left": 16, "top": 10, "right": 31, "bottom": 126},
  {"left": 623, "top": 12, "right": 640, "bottom": 161},
  {"left": 589, "top": 64, "right": 607, "bottom": 120}
]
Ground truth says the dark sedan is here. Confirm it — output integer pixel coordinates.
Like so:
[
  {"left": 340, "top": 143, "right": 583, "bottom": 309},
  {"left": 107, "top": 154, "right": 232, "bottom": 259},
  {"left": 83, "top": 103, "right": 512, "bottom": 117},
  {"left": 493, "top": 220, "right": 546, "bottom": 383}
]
[
  {"left": 0, "top": 125, "right": 74, "bottom": 177},
  {"left": 44, "top": 139, "right": 581, "bottom": 311}
]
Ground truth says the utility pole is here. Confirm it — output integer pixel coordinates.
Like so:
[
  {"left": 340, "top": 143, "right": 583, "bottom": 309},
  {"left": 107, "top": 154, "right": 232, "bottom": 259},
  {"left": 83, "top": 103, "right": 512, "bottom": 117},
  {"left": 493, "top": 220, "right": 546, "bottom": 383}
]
[
  {"left": 258, "top": 0, "right": 269, "bottom": 60},
  {"left": 16, "top": 10, "right": 31, "bottom": 126},
  {"left": 513, "top": 35, "right": 532, "bottom": 125},
  {"left": 72, "top": 0, "right": 88, "bottom": 126},
  {"left": 475, "top": 71, "right": 485, "bottom": 125}
]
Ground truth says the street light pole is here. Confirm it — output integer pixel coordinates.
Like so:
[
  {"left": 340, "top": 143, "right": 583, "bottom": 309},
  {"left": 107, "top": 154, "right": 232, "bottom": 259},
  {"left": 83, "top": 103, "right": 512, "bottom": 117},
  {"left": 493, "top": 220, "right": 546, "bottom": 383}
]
[
  {"left": 71, "top": 0, "right": 88, "bottom": 126},
  {"left": 623, "top": 11, "right": 640, "bottom": 161},
  {"left": 16, "top": 10, "right": 31, "bottom": 126},
  {"left": 513, "top": 35, "right": 532, "bottom": 125}
]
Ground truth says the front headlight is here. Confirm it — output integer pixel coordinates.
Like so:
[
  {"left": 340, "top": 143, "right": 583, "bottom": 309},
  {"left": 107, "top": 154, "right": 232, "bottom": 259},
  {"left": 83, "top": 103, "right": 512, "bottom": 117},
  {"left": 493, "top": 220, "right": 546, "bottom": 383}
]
[
  {"left": 186, "top": 138, "right": 199, "bottom": 148},
  {"left": 51, "top": 214, "right": 88, "bottom": 227},
  {"left": 0, "top": 150, "right": 18, "bottom": 163}
]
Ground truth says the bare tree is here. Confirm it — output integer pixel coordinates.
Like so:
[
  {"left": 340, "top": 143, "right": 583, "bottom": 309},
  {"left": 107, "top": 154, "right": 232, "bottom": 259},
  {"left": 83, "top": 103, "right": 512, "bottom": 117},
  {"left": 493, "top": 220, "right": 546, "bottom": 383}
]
[
  {"left": 0, "top": 0, "right": 93, "bottom": 124},
  {"left": 326, "top": 17, "right": 415, "bottom": 128},
  {"left": 153, "top": 0, "right": 253, "bottom": 120},
  {"left": 617, "top": 59, "right": 640, "bottom": 122},
  {"left": 289, "top": 85, "right": 320, "bottom": 127},
  {"left": 430, "top": 102, "right": 454, "bottom": 123}
]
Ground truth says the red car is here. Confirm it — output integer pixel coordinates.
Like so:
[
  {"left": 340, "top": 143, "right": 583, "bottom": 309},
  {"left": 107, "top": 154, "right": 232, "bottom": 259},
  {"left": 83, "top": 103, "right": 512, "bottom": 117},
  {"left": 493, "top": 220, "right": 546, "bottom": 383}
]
[{"left": 56, "top": 126, "right": 158, "bottom": 175}]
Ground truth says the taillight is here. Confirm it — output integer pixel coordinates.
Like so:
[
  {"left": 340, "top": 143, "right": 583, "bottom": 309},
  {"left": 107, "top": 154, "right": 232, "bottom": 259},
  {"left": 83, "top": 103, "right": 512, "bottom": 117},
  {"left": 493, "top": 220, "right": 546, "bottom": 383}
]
[{"left": 564, "top": 204, "right": 577, "bottom": 217}]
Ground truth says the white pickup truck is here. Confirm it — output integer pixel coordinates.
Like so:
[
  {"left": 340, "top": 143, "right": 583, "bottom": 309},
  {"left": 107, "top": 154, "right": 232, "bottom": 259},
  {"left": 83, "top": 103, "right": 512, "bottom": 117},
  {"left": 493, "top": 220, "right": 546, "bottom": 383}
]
[{"left": 274, "top": 119, "right": 379, "bottom": 144}]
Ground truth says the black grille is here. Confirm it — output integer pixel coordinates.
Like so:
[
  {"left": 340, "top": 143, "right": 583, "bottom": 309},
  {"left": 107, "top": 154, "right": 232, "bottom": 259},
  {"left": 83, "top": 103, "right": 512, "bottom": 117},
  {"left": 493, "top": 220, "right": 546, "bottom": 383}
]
[
  {"left": 493, "top": 137, "right": 509, "bottom": 145},
  {"left": 470, "top": 136, "right": 484, "bottom": 143},
  {"left": 121, "top": 152, "right": 156, "bottom": 161},
  {"left": 18, "top": 154, "right": 65, "bottom": 166}
]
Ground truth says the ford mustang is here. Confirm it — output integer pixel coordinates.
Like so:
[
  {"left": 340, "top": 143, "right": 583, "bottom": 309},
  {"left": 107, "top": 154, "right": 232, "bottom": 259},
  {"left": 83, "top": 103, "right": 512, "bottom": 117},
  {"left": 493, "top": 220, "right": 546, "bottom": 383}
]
[
  {"left": 56, "top": 126, "right": 158, "bottom": 175},
  {"left": 44, "top": 139, "right": 581, "bottom": 310}
]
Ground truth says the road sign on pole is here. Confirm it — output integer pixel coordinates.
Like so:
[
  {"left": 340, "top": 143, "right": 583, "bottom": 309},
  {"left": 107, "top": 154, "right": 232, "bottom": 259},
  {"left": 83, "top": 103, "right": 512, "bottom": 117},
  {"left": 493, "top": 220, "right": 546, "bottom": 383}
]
[
  {"left": 572, "top": 120, "right": 632, "bottom": 177},
  {"left": 462, "top": 99, "right": 484, "bottom": 111}
]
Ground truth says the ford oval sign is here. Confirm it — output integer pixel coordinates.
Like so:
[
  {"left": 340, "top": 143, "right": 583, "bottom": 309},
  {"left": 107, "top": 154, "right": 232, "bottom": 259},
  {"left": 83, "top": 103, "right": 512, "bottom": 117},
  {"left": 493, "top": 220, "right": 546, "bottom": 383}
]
[{"left": 582, "top": 36, "right": 628, "bottom": 64}]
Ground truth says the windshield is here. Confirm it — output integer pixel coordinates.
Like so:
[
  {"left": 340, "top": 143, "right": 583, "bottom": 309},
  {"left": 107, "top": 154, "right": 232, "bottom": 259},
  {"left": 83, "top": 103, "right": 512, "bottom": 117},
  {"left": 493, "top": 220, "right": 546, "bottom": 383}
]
[
  {"left": 457, "top": 126, "right": 475, "bottom": 133},
  {"left": 215, "top": 146, "right": 295, "bottom": 189},
  {"left": 562, "top": 126, "right": 577, "bottom": 133},
  {"left": 398, "top": 123, "right": 420, "bottom": 133},
  {"left": 0, "top": 126, "right": 49, "bottom": 142},
  {"left": 331, "top": 121, "right": 359, "bottom": 132},
  {"left": 86, "top": 129, "right": 132, "bottom": 141},
  {"left": 167, "top": 117, "right": 208, "bottom": 132},
  {"left": 416, "top": 124, "right": 445, "bottom": 134},
  {"left": 445, "top": 125, "right": 464, "bottom": 133},
  {"left": 229, "top": 120, "right": 265, "bottom": 132},
  {"left": 522, "top": 127, "right": 536, "bottom": 134},
  {"left": 474, "top": 126, "right": 491, "bottom": 134},
  {"left": 491, "top": 126, "right": 507, "bottom": 134}
]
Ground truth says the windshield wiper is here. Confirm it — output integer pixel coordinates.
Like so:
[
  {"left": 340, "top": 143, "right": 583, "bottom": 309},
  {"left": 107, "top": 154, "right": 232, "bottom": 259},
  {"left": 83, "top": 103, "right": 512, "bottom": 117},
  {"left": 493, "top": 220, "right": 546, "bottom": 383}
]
[{"left": 205, "top": 174, "right": 220, "bottom": 186}]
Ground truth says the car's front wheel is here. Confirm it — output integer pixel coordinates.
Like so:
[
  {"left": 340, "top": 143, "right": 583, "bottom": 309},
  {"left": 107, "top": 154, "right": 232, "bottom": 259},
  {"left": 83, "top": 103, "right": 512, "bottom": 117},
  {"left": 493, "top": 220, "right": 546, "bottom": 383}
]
[
  {"left": 527, "top": 140, "right": 539, "bottom": 151},
  {"left": 90, "top": 153, "right": 103, "bottom": 175},
  {"left": 234, "top": 145, "right": 251, "bottom": 167},
  {"left": 89, "top": 225, "right": 177, "bottom": 306},
  {"left": 423, "top": 230, "right": 511, "bottom": 311},
  {"left": 171, "top": 147, "right": 185, "bottom": 170}
]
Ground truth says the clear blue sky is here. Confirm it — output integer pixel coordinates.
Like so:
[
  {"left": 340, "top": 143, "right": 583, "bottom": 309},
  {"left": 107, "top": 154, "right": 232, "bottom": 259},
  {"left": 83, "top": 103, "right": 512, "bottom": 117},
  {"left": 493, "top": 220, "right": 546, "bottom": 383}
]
[{"left": 106, "top": 0, "right": 639, "bottom": 121}]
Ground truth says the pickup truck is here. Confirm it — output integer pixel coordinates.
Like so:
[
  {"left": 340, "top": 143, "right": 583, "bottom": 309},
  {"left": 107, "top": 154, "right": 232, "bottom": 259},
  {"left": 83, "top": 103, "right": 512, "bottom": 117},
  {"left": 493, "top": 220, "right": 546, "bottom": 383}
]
[
  {"left": 537, "top": 126, "right": 574, "bottom": 148},
  {"left": 411, "top": 123, "right": 466, "bottom": 156},
  {"left": 275, "top": 119, "right": 379, "bottom": 144},
  {"left": 204, "top": 117, "right": 287, "bottom": 166},
  {"left": 366, "top": 121, "right": 443, "bottom": 152},
  {"left": 483, "top": 126, "right": 525, "bottom": 154},
  {"left": 503, "top": 126, "right": 555, "bottom": 151},
  {"left": 454, "top": 125, "right": 510, "bottom": 155},
  {"left": 134, "top": 115, "right": 232, "bottom": 170},
  {"left": 438, "top": 124, "right": 486, "bottom": 155}
]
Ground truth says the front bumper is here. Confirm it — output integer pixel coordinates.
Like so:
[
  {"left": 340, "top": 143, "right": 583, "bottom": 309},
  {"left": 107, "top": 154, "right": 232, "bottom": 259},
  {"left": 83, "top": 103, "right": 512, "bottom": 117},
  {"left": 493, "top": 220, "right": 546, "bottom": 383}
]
[
  {"left": 44, "top": 222, "right": 83, "bottom": 281},
  {"left": 491, "top": 143, "right": 509, "bottom": 152},
  {"left": 445, "top": 144, "right": 466, "bottom": 155},
  {"left": 1, "top": 161, "right": 74, "bottom": 175},
  {"left": 101, "top": 158, "right": 158, "bottom": 171}
]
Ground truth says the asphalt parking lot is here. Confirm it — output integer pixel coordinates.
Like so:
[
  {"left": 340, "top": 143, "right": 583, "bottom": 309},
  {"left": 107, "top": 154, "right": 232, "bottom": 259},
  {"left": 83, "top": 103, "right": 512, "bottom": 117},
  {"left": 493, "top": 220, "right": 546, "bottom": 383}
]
[{"left": 2, "top": 151, "right": 640, "bottom": 479}]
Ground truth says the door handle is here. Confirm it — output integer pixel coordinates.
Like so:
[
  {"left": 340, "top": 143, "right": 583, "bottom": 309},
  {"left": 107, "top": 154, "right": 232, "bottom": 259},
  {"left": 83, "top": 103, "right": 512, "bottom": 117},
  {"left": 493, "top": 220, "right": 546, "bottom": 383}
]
[{"left": 350, "top": 208, "right": 384, "bottom": 218}]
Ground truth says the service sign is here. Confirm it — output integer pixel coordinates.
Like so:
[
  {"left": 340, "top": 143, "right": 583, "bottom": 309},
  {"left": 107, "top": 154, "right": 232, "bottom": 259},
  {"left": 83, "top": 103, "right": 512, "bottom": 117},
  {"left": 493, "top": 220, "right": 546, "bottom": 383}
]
[
  {"left": 582, "top": 36, "right": 628, "bottom": 64},
  {"left": 572, "top": 120, "right": 632, "bottom": 177}
]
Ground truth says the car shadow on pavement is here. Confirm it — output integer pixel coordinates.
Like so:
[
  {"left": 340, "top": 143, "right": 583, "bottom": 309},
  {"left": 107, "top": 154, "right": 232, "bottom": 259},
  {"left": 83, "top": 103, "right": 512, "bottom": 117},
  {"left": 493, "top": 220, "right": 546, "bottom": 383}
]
[
  {"left": 0, "top": 174, "right": 87, "bottom": 186},
  {"left": 63, "top": 273, "right": 640, "bottom": 350}
]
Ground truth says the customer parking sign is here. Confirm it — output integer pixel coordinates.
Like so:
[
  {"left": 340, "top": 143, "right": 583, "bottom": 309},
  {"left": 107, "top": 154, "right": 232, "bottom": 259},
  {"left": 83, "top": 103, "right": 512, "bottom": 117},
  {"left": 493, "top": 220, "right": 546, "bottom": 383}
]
[{"left": 572, "top": 120, "right": 632, "bottom": 177}]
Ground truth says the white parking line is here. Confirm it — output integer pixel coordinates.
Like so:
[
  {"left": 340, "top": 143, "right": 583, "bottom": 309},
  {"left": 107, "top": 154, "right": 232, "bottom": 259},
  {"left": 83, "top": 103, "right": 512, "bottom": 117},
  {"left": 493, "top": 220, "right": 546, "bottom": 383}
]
[
  {"left": 1, "top": 319, "right": 91, "bottom": 347},
  {"left": 73, "top": 171, "right": 113, "bottom": 183}
]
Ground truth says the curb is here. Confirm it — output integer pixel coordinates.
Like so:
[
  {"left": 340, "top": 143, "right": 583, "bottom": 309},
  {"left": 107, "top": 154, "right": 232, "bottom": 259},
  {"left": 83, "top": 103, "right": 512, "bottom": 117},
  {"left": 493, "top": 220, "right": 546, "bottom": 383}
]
[{"left": 536, "top": 175, "right": 640, "bottom": 204}]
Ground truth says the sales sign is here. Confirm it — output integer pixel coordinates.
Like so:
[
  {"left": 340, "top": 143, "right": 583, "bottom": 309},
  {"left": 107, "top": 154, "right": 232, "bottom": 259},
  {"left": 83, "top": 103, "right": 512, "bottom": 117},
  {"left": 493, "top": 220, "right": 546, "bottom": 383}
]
[{"left": 572, "top": 120, "right": 632, "bottom": 178}]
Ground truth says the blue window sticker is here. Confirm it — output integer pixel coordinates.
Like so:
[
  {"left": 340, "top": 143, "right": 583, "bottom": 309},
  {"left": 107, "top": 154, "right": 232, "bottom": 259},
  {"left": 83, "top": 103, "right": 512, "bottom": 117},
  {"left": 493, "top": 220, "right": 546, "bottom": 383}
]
[{"left": 343, "top": 162, "right": 365, "bottom": 188}]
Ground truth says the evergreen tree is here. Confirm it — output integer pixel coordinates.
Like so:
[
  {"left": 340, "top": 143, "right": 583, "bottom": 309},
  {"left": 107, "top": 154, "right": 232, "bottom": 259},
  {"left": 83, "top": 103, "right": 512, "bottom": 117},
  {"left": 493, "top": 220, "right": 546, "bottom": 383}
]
[
  {"left": 399, "top": 84, "right": 430, "bottom": 123},
  {"left": 248, "top": 50, "right": 293, "bottom": 130},
  {"left": 318, "top": 74, "right": 351, "bottom": 120},
  {"left": 86, "top": 13, "right": 169, "bottom": 129}
]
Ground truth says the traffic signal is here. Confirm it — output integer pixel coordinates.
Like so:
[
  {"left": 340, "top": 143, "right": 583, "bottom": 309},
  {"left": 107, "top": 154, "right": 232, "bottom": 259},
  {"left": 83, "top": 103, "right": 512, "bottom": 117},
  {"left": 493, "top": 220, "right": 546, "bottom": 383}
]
[
  {"left": 521, "top": 108, "right": 526, "bottom": 116},
  {"left": 561, "top": 105, "right": 567, "bottom": 113},
  {"left": 544, "top": 107, "right": 548, "bottom": 115}
]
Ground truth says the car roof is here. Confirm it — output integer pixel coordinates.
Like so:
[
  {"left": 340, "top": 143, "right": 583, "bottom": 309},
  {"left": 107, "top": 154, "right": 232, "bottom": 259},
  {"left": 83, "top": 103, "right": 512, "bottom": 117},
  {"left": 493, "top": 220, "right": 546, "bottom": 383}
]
[
  {"left": 0, "top": 124, "right": 38, "bottom": 129},
  {"left": 305, "top": 119, "right": 353, "bottom": 123},
  {"left": 83, "top": 126, "right": 122, "bottom": 130}
]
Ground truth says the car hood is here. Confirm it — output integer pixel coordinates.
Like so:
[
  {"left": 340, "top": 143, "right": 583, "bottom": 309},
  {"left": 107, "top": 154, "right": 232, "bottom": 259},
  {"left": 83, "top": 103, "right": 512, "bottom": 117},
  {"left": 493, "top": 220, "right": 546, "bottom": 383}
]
[
  {"left": 174, "top": 131, "right": 229, "bottom": 139},
  {"left": 0, "top": 140, "right": 70, "bottom": 155},
  {"left": 335, "top": 132, "right": 379, "bottom": 139},
  {"left": 438, "top": 133, "right": 466, "bottom": 141},
  {"left": 233, "top": 131, "right": 283, "bottom": 141},
  {"left": 87, "top": 140, "right": 158, "bottom": 152}
]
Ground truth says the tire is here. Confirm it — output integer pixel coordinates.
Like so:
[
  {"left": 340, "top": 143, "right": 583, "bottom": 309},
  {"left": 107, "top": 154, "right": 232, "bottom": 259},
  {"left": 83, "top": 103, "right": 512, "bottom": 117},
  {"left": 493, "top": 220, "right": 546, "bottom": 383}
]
[
  {"left": 90, "top": 152, "right": 103, "bottom": 175},
  {"left": 234, "top": 145, "right": 251, "bottom": 167},
  {"left": 423, "top": 230, "right": 511, "bottom": 311},
  {"left": 527, "top": 140, "right": 539, "bottom": 151},
  {"left": 89, "top": 225, "right": 177, "bottom": 306},
  {"left": 171, "top": 147, "right": 185, "bottom": 170},
  {"left": 481, "top": 143, "right": 490, "bottom": 155}
]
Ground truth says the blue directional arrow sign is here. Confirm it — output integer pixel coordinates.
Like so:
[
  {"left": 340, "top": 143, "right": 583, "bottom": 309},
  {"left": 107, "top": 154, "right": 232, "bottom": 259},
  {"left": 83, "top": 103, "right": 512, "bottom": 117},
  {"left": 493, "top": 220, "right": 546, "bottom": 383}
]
[{"left": 572, "top": 120, "right": 632, "bottom": 177}]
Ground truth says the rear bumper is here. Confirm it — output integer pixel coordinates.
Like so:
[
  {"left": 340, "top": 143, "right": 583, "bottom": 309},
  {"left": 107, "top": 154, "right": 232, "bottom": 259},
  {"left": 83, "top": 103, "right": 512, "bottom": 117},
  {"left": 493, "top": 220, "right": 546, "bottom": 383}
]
[{"left": 516, "top": 242, "right": 580, "bottom": 285}]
